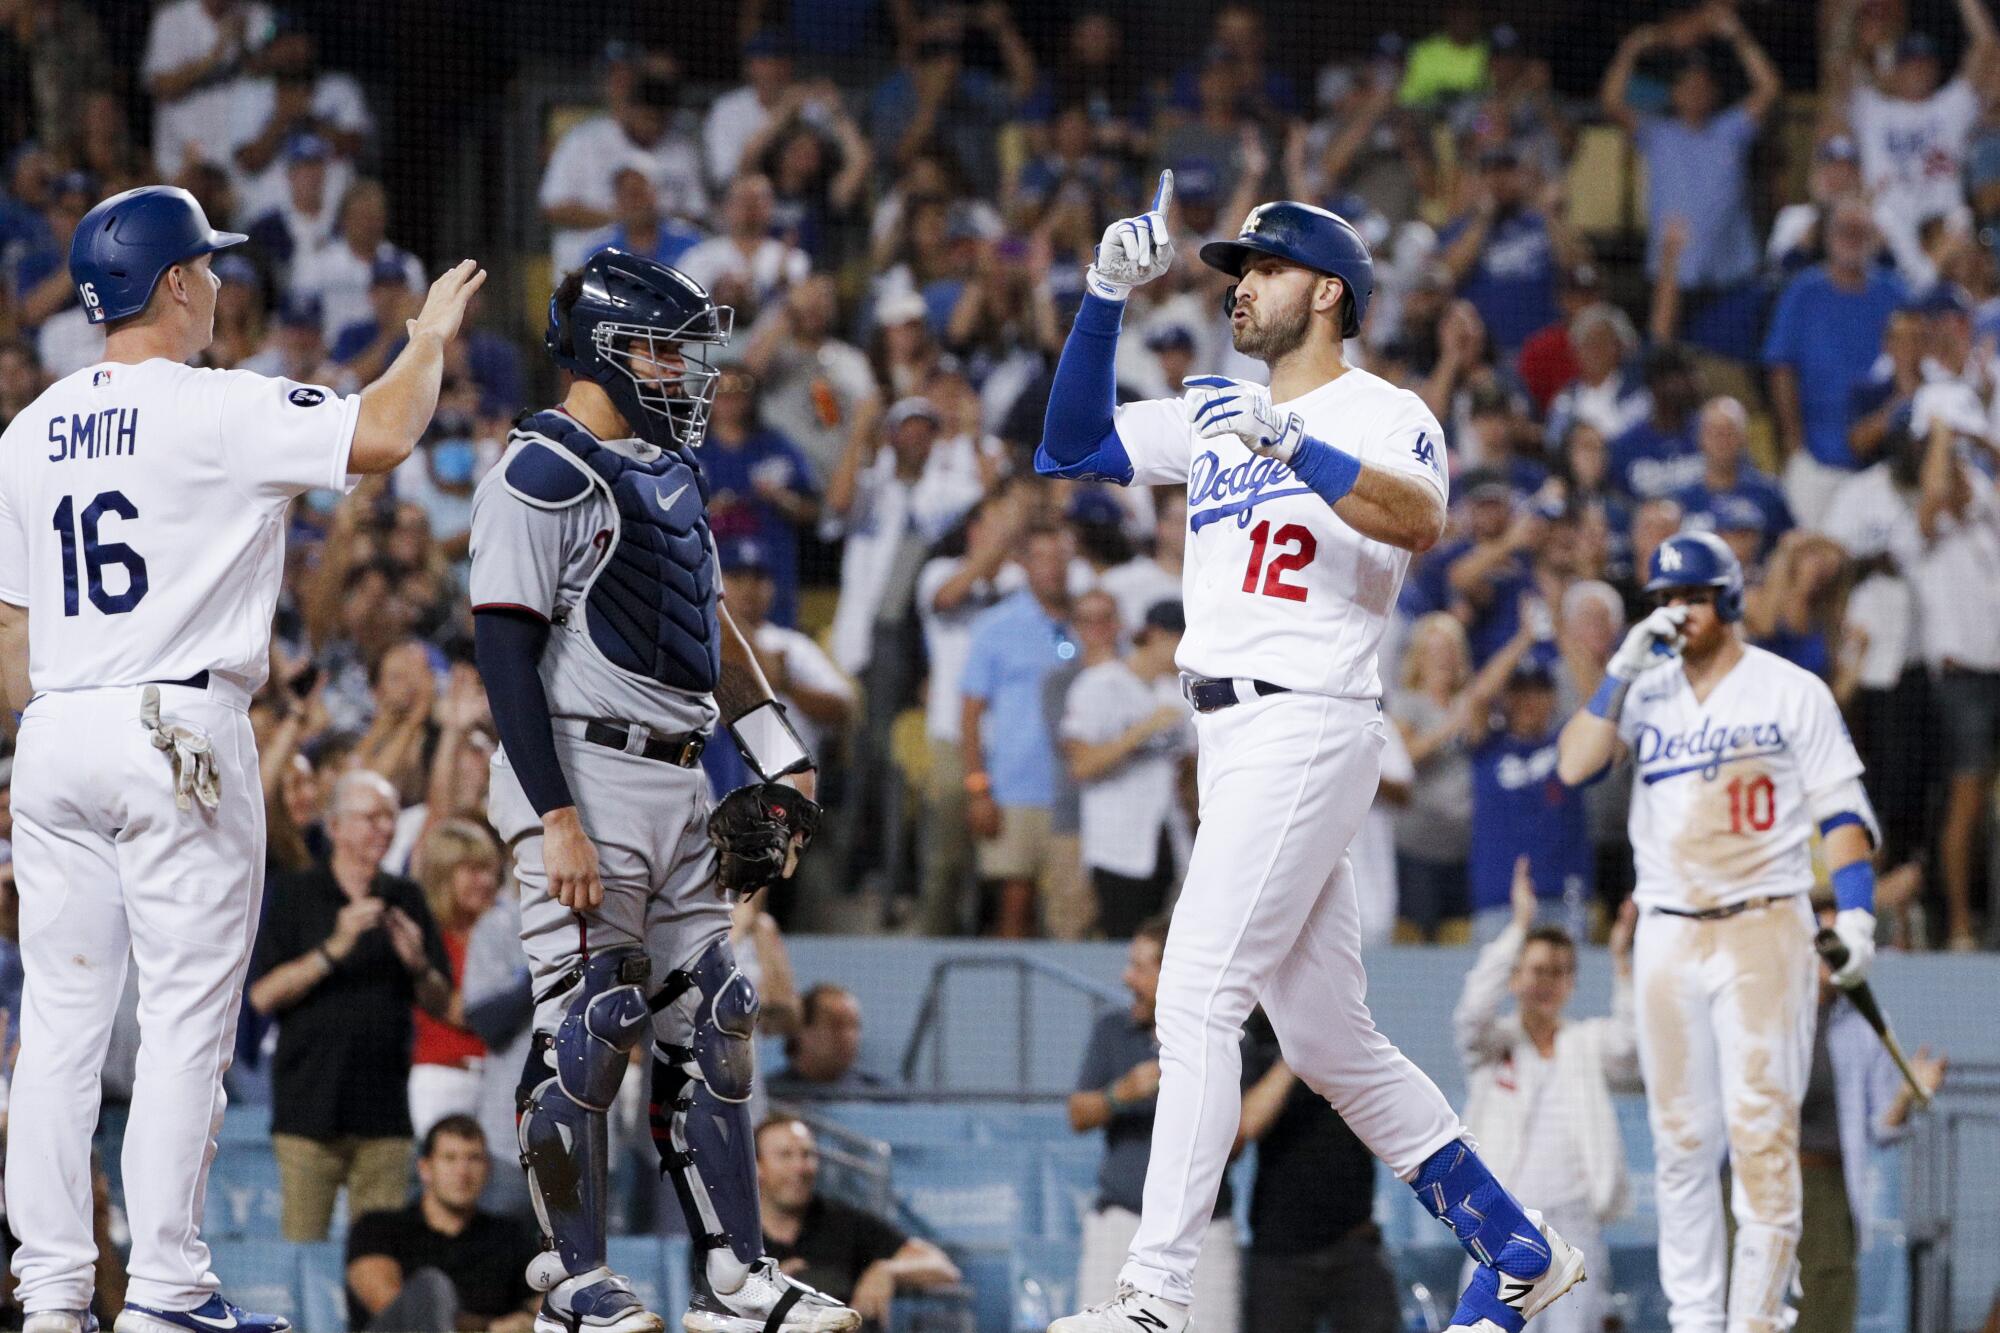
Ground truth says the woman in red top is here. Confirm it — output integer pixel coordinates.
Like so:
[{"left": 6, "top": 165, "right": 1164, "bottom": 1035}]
[{"left": 407, "top": 818, "right": 502, "bottom": 1139}]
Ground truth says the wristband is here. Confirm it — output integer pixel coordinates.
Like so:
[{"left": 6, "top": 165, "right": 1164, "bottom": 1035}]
[
  {"left": 1104, "top": 1081, "right": 1133, "bottom": 1114},
  {"left": 1288, "top": 434, "right": 1363, "bottom": 505},
  {"left": 315, "top": 944, "right": 337, "bottom": 972},
  {"left": 1586, "top": 675, "right": 1628, "bottom": 721},
  {"left": 1830, "top": 860, "right": 1876, "bottom": 914},
  {"left": 728, "top": 699, "right": 814, "bottom": 782}
]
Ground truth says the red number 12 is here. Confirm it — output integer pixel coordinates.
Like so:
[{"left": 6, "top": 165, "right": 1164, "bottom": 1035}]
[{"left": 1241, "top": 520, "right": 1316, "bottom": 602}]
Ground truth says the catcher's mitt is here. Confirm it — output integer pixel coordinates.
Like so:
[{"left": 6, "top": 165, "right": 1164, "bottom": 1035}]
[{"left": 708, "top": 782, "right": 821, "bottom": 893}]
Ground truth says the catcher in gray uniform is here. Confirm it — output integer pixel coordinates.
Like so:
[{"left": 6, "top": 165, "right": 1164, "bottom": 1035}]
[{"left": 469, "top": 248, "right": 857, "bottom": 1333}]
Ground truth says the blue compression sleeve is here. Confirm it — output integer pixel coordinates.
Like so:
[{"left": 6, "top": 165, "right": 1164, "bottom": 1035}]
[
  {"left": 1830, "top": 859, "right": 1876, "bottom": 913},
  {"left": 1035, "top": 291, "right": 1134, "bottom": 483},
  {"left": 472, "top": 607, "right": 576, "bottom": 817},
  {"left": 1288, "top": 434, "right": 1363, "bottom": 505}
]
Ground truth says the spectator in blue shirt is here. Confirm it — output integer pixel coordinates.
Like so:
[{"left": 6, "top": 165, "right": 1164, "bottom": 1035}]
[
  {"left": 702, "top": 370, "right": 820, "bottom": 628},
  {"left": 961, "top": 522, "right": 1077, "bottom": 938},
  {"left": 327, "top": 255, "right": 421, "bottom": 384},
  {"left": 1609, "top": 342, "right": 1705, "bottom": 501},
  {"left": 1435, "top": 470, "right": 1538, "bottom": 667},
  {"left": 588, "top": 165, "right": 703, "bottom": 270},
  {"left": 1764, "top": 196, "right": 1906, "bottom": 527},
  {"left": 1673, "top": 396, "right": 1794, "bottom": 559},
  {"left": 1464, "top": 631, "right": 1592, "bottom": 945},
  {"left": 1845, "top": 306, "right": 1925, "bottom": 464},
  {"left": 869, "top": 8, "right": 1036, "bottom": 195},
  {"left": 9, "top": 168, "right": 91, "bottom": 332},
  {"left": 1167, "top": 3, "right": 1301, "bottom": 118},
  {"left": 1437, "top": 145, "right": 1579, "bottom": 360},
  {"left": 1600, "top": 7, "right": 1782, "bottom": 362}
]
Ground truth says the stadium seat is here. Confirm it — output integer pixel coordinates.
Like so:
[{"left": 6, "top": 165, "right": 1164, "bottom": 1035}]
[
  {"left": 1392, "top": 1244, "right": 1466, "bottom": 1332},
  {"left": 206, "top": 1239, "right": 303, "bottom": 1325},
  {"left": 1009, "top": 1236, "right": 1079, "bottom": 1332},
  {"left": 943, "top": 1246, "right": 1019, "bottom": 1333},
  {"left": 817, "top": 1102, "right": 978, "bottom": 1148},
  {"left": 218, "top": 1102, "right": 272, "bottom": 1144},
  {"left": 660, "top": 1237, "right": 693, "bottom": 1326},
  {"left": 297, "top": 1240, "right": 348, "bottom": 1333},
  {"left": 205, "top": 1143, "right": 285, "bottom": 1240},
  {"left": 971, "top": 1103, "right": 1071, "bottom": 1144},
  {"left": 608, "top": 1236, "right": 670, "bottom": 1322},
  {"left": 1036, "top": 1140, "right": 1100, "bottom": 1242},
  {"left": 893, "top": 1143, "right": 1040, "bottom": 1247}
]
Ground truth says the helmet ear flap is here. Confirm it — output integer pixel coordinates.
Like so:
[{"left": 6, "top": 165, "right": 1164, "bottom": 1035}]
[{"left": 1220, "top": 283, "right": 1238, "bottom": 320}]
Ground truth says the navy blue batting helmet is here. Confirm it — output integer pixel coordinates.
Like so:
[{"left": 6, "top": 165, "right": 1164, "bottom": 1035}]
[
  {"left": 1199, "top": 201, "right": 1374, "bottom": 339},
  {"left": 69, "top": 186, "right": 247, "bottom": 326},
  {"left": 546, "top": 248, "right": 734, "bottom": 452},
  {"left": 1645, "top": 530, "right": 1744, "bottom": 622}
]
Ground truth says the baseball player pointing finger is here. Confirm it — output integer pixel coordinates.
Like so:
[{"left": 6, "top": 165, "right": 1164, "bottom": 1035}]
[
  {"left": 1035, "top": 175, "right": 1585, "bottom": 1333},
  {"left": 1557, "top": 532, "right": 1880, "bottom": 1333},
  {"left": 0, "top": 185, "right": 483, "bottom": 1333}
]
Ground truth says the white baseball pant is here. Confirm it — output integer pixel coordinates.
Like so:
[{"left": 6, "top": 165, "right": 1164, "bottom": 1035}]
[
  {"left": 1635, "top": 894, "right": 1816, "bottom": 1333},
  {"left": 1122, "top": 693, "right": 1465, "bottom": 1305},
  {"left": 6, "top": 679, "right": 262, "bottom": 1314}
]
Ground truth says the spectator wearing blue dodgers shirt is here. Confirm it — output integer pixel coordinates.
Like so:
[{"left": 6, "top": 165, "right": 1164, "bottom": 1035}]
[
  {"left": 1608, "top": 342, "right": 1704, "bottom": 501},
  {"left": 1764, "top": 195, "right": 1906, "bottom": 528},
  {"left": 587, "top": 164, "right": 704, "bottom": 270},
  {"left": 961, "top": 521, "right": 1077, "bottom": 938},
  {"left": 1436, "top": 144, "right": 1583, "bottom": 361},
  {"left": 1672, "top": 396, "right": 1793, "bottom": 559},
  {"left": 1599, "top": 6, "right": 1782, "bottom": 363},
  {"left": 1432, "top": 469, "right": 1537, "bottom": 666},
  {"left": 702, "top": 369, "right": 819, "bottom": 628},
  {"left": 1463, "top": 624, "right": 1593, "bottom": 947}
]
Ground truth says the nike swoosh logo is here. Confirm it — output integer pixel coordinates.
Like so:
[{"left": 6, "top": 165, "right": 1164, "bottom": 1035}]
[
  {"left": 655, "top": 481, "right": 688, "bottom": 512},
  {"left": 187, "top": 1312, "right": 238, "bottom": 1330}
]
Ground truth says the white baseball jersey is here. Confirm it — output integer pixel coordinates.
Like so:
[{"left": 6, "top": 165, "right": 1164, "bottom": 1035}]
[
  {"left": 1618, "top": 645, "right": 1864, "bottom": 911},
  {"left": 0, "top": 359, "right": 357, "bottom": 691},
  {"left": 1111, "top": 366, "right": 1448, "bottom": 696}
]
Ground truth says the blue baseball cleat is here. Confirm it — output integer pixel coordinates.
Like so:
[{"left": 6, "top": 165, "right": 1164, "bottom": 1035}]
[{"left": 115, "top": 1295, "right": 290, "bottom": 1333}]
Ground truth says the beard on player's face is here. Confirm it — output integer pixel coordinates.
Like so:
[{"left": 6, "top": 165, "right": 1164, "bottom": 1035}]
[{"left": 1231, "top": 284, "right": 1312, "bottom": 362}]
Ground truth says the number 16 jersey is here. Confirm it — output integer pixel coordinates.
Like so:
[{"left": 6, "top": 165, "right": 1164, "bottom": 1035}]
[
  {"left": 1617, "top": 645, "right": 1866, "bottom": 911},
  {"left": 1111, "top": 365, "right": 1447, "bottom": 698},
  {"left": 0, "top": 359, "right": 357, "bottom": 693}
]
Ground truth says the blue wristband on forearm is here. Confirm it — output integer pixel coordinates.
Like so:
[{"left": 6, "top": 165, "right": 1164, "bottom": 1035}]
[
  {"left": 1586, "top": 675, "right": 1628, "bottom": 720},
  {"left": 1830, "top": 859, "right": 1876, "bottom": 913},
  {"left": 1289, "top": 434, "right": 1363, "bottom": 505}
]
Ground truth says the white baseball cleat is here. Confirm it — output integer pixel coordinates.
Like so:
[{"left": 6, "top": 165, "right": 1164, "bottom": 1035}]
[
  {"left": 681, "top": 1259, "right": 859, "bottom": 1333},
  {"left": 1445, "top": 1209, "right": 1587, "bottom": 1331},
  {"left": 1048, "top": 1285, "right": 1193, "bottom": 1333},
  {"left": 25, "top": 1314, "right": 97, "bottom": 1333}
]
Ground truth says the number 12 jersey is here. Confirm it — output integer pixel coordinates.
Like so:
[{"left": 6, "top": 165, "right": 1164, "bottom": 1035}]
[{"left": 1111, "top": 365, "right": 1447, "bottom": 698}]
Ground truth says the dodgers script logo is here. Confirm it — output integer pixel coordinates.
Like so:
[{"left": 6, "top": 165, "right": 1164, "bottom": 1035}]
[
  {"left": 1634, "top": 715, "right": 1788, "bottom": 784},
  {"left": 1187, "top": 450, "right": 1312, "bottom": 531}
]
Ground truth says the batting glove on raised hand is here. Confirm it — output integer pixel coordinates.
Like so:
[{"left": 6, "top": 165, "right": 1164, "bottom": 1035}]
[
  {"left": 1086, "top": 170, "right": 1175, "bottom": 301},
  {"left": 1829, "top": 908, "right": 1877, "bottom": 987},
  {"left": 1185, "top": 374, "right": 1306, "bottom": 464},
  {"left": 1607, "top": 605, "right": 1688, "bottom": 681}
]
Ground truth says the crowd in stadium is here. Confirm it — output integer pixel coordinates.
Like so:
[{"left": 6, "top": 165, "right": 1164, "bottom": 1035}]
[{"left": 0, "top": 0, "right": 1997, "bottom": 1324}]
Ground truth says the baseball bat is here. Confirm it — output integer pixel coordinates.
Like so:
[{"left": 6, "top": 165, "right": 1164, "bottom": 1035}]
[{"left": 1815, "top": 928, "right": 1932, "bottom": 1108}]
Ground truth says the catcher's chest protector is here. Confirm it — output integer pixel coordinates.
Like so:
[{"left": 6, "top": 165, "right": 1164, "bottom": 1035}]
[{"left": 519, "top": 410, "right": 722, "bottom": 694}]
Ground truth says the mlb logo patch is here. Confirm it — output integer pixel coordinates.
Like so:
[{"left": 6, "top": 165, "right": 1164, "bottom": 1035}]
[{"left": 92, "top": 369, "right": 113, "bottom": 388}]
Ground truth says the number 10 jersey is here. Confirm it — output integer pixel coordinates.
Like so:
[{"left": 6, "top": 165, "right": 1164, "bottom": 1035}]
[
  {"left": 0, "top": 359, "right": 358, "bottom": 694},
  {"left": 1616, "top": 645, "right": 1866, "bottom": 912},
  {"left": 1110, "top": 364, "right": 1448, "bottom": 699}
]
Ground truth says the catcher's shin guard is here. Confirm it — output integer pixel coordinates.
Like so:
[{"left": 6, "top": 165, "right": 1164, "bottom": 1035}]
[
  {"left": 647, "top": 937, "right": 764, "bottom": 1294},
  {"left": 518, "top": 948, "right": 651, "bottom": 1283}
]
